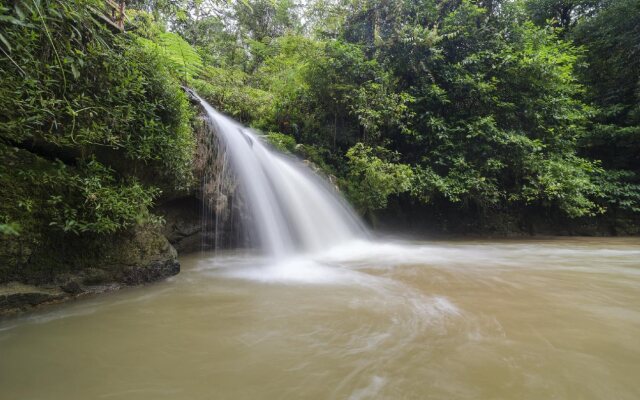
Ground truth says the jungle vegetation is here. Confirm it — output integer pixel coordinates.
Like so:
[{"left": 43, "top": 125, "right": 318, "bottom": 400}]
[{"left": 1, "top": 0, "right": 639, "bottom": 245}]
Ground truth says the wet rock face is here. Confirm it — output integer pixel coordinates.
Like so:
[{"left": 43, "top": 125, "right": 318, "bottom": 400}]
[
  {"left": 0, "top": 290, "right": 64, "bottom": 310},
  {"left": 156, "top": 115, "right": 254, "bottom": 254},
  {"left": 157, "top": 193, "right": 252, "bottom": 254},
  {"left": 118, "top": 259, "right": 180, "bottom": 286},
  {"left": 157, "top": 196, "right": 203, "bottom": 253},
  {"left": 59, "top": 279, "right": 84, "bottom": 295},
  {"left": 0, "top": 283, "right": 65, "bottom": 315},
  {"left": 0, "top": 223, "right": 181, "bottom": 316},
  {"left": 0, "top": 263, "right": 181, "bottom": 316}
]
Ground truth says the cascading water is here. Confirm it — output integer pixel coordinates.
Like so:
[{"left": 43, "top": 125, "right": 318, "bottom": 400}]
[{"left": 191, "top": 91, "right": 367, "bottom": 257}]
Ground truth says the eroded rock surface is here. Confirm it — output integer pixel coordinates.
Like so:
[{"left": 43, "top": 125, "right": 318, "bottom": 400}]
[{"left": 0, "top": 224, "right": 180, "bottom": 316}]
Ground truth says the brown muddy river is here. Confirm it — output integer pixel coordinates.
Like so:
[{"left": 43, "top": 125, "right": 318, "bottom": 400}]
[{"left": 1, "top": 238, "right": 639, "bottom": 399}]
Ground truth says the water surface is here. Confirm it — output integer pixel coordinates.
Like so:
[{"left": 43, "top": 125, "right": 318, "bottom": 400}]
[{"left": 1, "top": 238, "right": 639, "bottom": 399}]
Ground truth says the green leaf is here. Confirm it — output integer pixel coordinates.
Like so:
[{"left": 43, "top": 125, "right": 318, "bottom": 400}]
[{"left": 0, "top": 32, "right": 10, "bottom": 52}]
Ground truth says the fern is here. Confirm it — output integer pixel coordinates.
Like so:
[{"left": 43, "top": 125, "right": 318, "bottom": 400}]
[
  {"left": 157, "top": 32, "right": 203, "bottom": 81},
  {"left": 137, "top": 32, "right": 203, "bottom": 81}
]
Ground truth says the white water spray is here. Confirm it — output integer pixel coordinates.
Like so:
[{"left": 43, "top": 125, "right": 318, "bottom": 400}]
[{"left": 192, "top": 92, "right": 367, "bottom": 257}]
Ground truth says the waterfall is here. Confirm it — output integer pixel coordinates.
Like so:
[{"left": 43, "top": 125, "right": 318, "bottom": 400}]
[{"left": 191, "top": 91, "right": 368, "bottom": 257}]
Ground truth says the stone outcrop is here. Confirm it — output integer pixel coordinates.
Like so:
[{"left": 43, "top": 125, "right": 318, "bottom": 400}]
[
  {"left": 0, "top": 223, "right": 180, "bottom": 316},
  {"left": 157, "top": 196, "right": 204, "bottom": 253}
]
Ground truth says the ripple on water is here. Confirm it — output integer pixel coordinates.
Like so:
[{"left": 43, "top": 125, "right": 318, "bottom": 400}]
[{"left": 1, "top": 238, "right": 639, "bottom": 400}]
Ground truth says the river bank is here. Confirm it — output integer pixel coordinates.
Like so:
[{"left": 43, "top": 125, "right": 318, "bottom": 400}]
[{"left": 0, "top": 222, "right": 181, "bottom": 317}]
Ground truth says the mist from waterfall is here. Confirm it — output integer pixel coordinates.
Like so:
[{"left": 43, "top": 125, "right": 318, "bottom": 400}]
[{"left": 193, "top": 92, "right": 368, "bottom": 257}]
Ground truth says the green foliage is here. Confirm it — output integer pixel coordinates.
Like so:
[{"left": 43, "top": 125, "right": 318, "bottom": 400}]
[
  {"left": 138, "top": 0, "right": 639, "bottom": 226},
  {"left": 0, "top": 0, "right": 195, "bottom": 242},
  {"left": 592, "top": 170, "right": 640, "bottom": 214},
  {"left": 266, "top": 132, "right": 297, "bottom": 153},
  {"left": 0, "top": 0, "right": 195, "bottom": 183},
  {"left": 138, "top": 32, "right": 204, "bottom": 81},
  {"left": 520, "top": 154, "right": 604, "bottom": 217},
  {"left": 2, "top": 0, "right": 637, "bottom": 245},
  {"left": 0, "top": 144, "right": 159, "bottom": 243},
  {"left": 345, "top": 143, "right": 413, "bottom": 215},
  {"left": 45, "top": 160, "right": 161, "bottom": 234},
  {"left": 573, "top": 0, "right": 640, "bottom": 190},
  {"left": 0, "top": 219, "right": 20, "bottom": 236},
  {"left": 234, "top": 0, "right": 301, "bottom": 42},
  {"left": 347, "top": 83, "right": 416, "bottom": 141},
  {"left": 525, "top": 0, "right": 601, "bottom": 29},
  {"left": 192, "top": 66, "right": 274, "bottom": 123}
]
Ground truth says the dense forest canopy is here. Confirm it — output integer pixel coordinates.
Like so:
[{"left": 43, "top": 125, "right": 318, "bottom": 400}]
[
  {"left": 130, "top": 0, "right": 639, "bottom": 225},
  {"left": 1, "top": 0, "right": 639, "bottom": 242}
]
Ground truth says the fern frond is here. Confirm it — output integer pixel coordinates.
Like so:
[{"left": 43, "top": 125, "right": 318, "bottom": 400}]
[{"left": 157, "top": 32, "right": 203, "bottom": 81}]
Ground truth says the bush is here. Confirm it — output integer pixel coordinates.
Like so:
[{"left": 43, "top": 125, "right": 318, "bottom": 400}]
[
  {"left": 0, "top": 0, "right": 195, "bottom": 240},
  {"left": 345, "top": 143, "right": 413, "bottom": 215}
]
